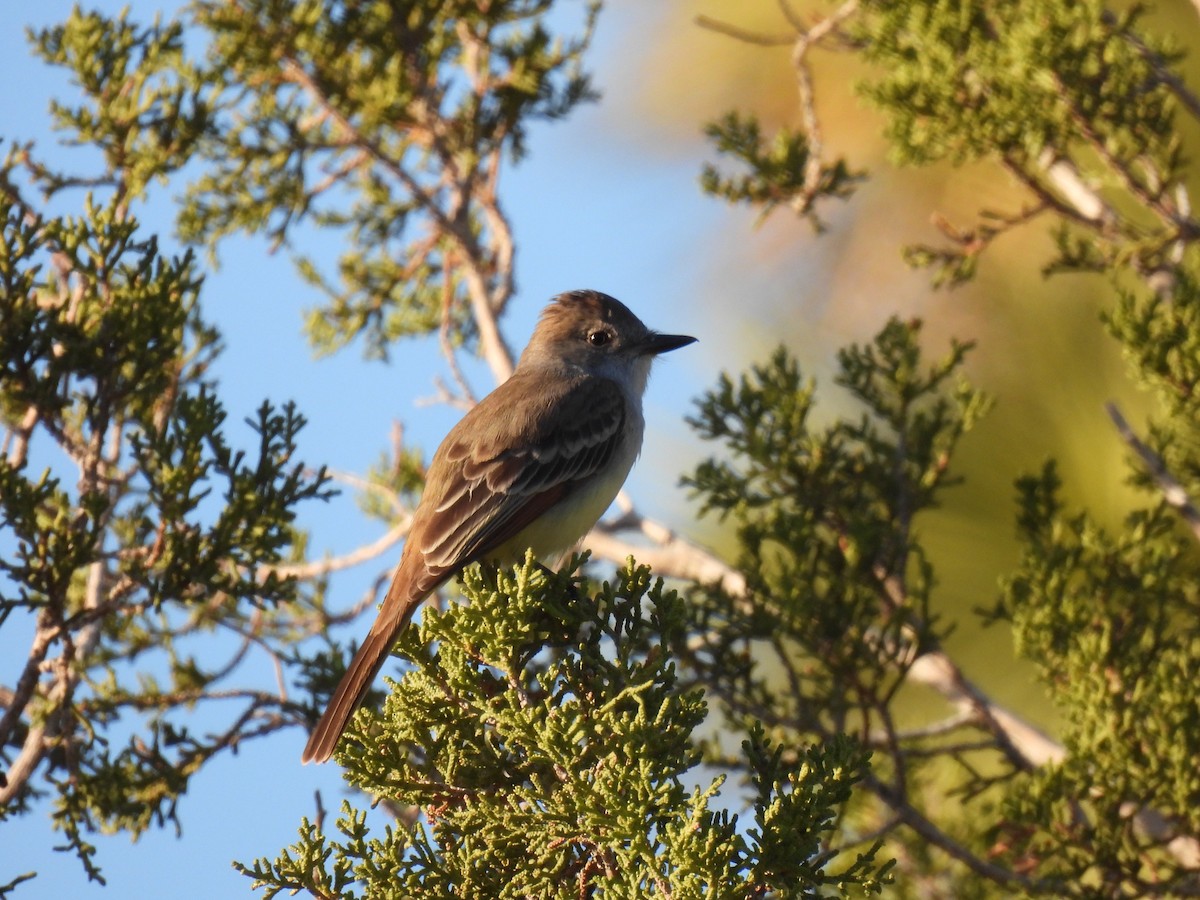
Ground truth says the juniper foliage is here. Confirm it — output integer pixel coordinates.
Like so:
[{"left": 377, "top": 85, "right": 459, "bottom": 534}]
[
  {"left": 700, "top": 0, "right": 1200, "bottom": 894},
  {"left": 239, "top": 556, "right": 893, "bottom": 898},
  {"left": 0, "top": 7, "right": 330, "bottom": 885}
]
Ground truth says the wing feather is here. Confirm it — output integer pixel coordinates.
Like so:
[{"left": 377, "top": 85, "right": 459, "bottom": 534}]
[{"left": 415, "top": 374, "right": 627, "bottom": 571}]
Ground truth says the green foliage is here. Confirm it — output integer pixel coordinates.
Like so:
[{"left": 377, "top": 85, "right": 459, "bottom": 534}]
[
  {"left": 1, "top": 1, "right": 607, "bottom": 889},
  {"left": 681, "top": 322, "right": 1002, "bottom": 891},
  {"left": 677, "top": 307, "right": 1200, "bottom": 895},
  {"left": 703, "top": 2, "right": 1197, "bottom": 290},
  {"left": 1105, "top": 271, "right": 1200, "bottom": 504},
  {"left": 10, "top": 0, "right": 1200, "bottom": 895},
  {"left": 241, "top": 556, "right": 892, "bottom": 898},
  {"left": 29, "top": 8, "right": 214, "bottom": 202},
  {"left": 701, "top": 111, "right": 862, "bottom": 230},
  {"left": 856, "top": 2, "right": 1177, "bottom": 169},
  {"left": 988, "top": 465, "right": 1200, "bottom": 895},
  {"left": 698, "top": 2, "right": 1200, "bottom": 893},
  {"left": 1107, "top": 271, "right": 1200, "bottom": 418},
  {"left": 180, "top": 0, "right": 599, "bottom": 357},
  {"left": 0, "top": 6, "right": 331, "bottom": 887},
  {"left": 852, "top": 0, "right": 1191, "bottom": 287},
  {"left": 3, "top": 0, "right": 614, "bottom": 887},
  {"left": 686, "top": 319, "right": 987, "bottom": 648}
]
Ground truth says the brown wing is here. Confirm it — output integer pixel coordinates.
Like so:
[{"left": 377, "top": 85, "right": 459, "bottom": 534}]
[
  {"left": 413, "top": 371, "right": 627, "bottom": 574},
  {"left": 301, "top": 372, "right": 627, "bottom": 764}
]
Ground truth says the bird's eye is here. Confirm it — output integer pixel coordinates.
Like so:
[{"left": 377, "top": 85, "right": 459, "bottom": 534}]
[{"left": 587, "top": 330, "right": 611, "bottom": 347}]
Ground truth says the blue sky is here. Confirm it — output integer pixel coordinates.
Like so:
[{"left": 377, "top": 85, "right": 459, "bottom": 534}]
[{"left": 0, "top": 2, "right": 787, "bottom": 896}]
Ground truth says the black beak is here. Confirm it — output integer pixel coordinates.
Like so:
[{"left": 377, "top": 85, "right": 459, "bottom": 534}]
[{"left": 641, "top": 332, "right": 697, "bottom": 356}]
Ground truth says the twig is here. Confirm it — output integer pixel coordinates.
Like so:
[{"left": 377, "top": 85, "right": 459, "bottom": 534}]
[
  {"left": 1010, "top": 153, "right": 1112, "bottom": 228},
  {"left": 0, "top": 721, "right": 47, "bottom": 806},
  {"left": 904, "top": 653, "right": 1064, "bottom": 766},
  {"left": 281, "top": 59, "right": 451, "bottom": 238},
  {"left": 1106, "top": 402, "right": 1200, "bottom": 544},
  {"left": 265, "top": 518, "right": 411, "bottom": 581},
  {"left": 790, "top": 38, "right": 824, "bottom": 215},
  {"left": 589, "top": 506, "right": 1069, "bottom": 794},
  {"left": 694, "top": 15, "right": 793, "bottom": 47},
  {"left": 864, "top": 771, "right": 1046, "bottom": 888},
  {"left": 776, "top": 0, "right": 806, "bottom": 33},
  {"left": 438, "top": 266, "right": 478, "bottom": 407},
  {"left": 1055, "top": 77, "right": 1183, "bottom": 231},
  {"left": 479, "top": 135, "right": 516, "bottom": 318},
  {"left": 701, "top": 1, "right": 859, "bottom": 223},
  {"left": 3, "top": 406, "right": 39, "bottom": 468},
  {"left": 417, "top": 375, "right": 477, "bottom": 412},
  {"left": 326, "top": 467, "right": 409, "bottom": 516},
  {"left": 278, "top": 56, "right": 515, "bottom": 381},
  {"left": 306, "top": 148, "right": 370, "bottom": 201},
  {"left": 1108, "top": 11, "right": 1200, "bottom": 122},
  {"left": 588, "top": 513, "right": 746, "bottom": 598},
  {"left": 871, "top": 710, "right": 977, "bottom": 743},
  {"left": 0, "top": 614, "right": 56, "bottom": 793}
]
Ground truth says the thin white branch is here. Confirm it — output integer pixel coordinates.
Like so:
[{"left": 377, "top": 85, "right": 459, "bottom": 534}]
[
  {"left": 461, "top": 264, "right": 515, "bottom": 383},
  {"left": 905, "top": 653, "right": 1063, "bottom": 766},
  {"left": 326, "top": 468, "right": 410, "bottom": 517},
  {"left": 265, "top": 518, "right": 410, "bottom": 581},
  {"left": 589, "top": 512, "right": 1049, "bottom": 764},
  {"left": 0, "top": 722, "right": 48, "bottom": 805},
  {"left": 1036, "top": 149, "right": 1107, "bottom": 222},
  {"left": 1106, "top": 402, "right": 1200, "bottom": 544},
  {"left": 588, "top": 516, "right": 746, "bottom": 598},
  {"left": 438, "top": 280, "right": 478, "bottom": 407}
]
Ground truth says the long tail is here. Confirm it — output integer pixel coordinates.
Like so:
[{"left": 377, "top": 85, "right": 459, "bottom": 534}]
[
  {"left": 303, "top": 528, "right": 457, "bottom": 763},
  {"left": 301, "top": 622, "right": 403, "bottom": 764}
]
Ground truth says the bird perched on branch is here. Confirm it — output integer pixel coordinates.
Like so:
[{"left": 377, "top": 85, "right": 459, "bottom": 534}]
[{"left": 302, "top": 290, "right": 696, "bottom": 764}]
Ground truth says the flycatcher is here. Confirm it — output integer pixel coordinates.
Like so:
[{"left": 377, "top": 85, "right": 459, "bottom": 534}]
[{"left": 302, "top": 290, "right": 696, "bottom": 763}]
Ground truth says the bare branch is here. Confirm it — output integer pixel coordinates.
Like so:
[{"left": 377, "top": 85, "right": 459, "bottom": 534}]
[
  {"left": 326, "top": 467, "right": 410, "bottom": 517},
  {"left": 0, "top": 721, "right": 48, "bottom": 806},
  {"left": 868, "top": 710, "right": 974, "bottom": 744},
  {"left": 1011, "top": 152, "right": 1113, "bottom": 228},
  {"left": 460, "top": 264, "right": 515, "bottom": 383},
  {"left": 0, "top": 613, "right": 56, "bottom": 785},
  {"left": 416, "top": 375, "right": 477, "bottom": 412},
  {"left": 437, "top": 270, "right": 478, "bottom": 407},
  {"left": 776, "top": 0, "right": 806, "bottom": 33},
  {"left": 588, "top": 513, "right": 746, "bottom": 598},
  {"left": 479, "top": 134, "right": 516, "bottom": 323},
  {"left": 802, "top": 0, "right": 860, "bottom": 45},
  {"left": 694, "top": 15, "right": 794, "bottom": 47},
  {"left": 588, "top": 508, "right": 1063, "bottom": 770},
  {"left": 266, "top": 518, "right": 410, "bottom": 582},
  {"left": 790, "top": 38, "right": 824, "bottom": 217},
  {"left": 281, "top": 59, "right": 453, "bottom": 238},
  {"left": 702, "top": 0, "right": 860, "bottom": 224},
  {"left": 278, "top": 56, "right": 516, "bottom": 380},
  {"left": 1106, "top": 402, "right": 1200, "bottom": 544},
  {"left": 864, "top": 771, "right": 1047, "bottom": 888},
  {"left": 905, "top": 653, "right": 1063, "bottom": 767},
  {"left": 3, "top": 406, "right": 39, "bottom": 468}
]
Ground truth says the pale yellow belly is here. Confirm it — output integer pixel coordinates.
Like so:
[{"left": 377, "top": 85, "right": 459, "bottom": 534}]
[{"left": 490, "top": 410, "right": 642, "bottom": 566}]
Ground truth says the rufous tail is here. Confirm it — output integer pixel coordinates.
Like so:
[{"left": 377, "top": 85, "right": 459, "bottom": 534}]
[{"left": 301, "top": 625, "right": 398, "bottom": 764}]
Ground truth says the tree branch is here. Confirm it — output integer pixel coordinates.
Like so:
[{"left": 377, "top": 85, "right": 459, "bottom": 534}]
[
  {"left": 278, "top": 56, "right": 515, "bottom": 381},
  {"left": 1106, "top": 402, "right": 1200, "bottom": 544},
  {"left": 266, "top": 519, "right": 411, "bottom": 582}
]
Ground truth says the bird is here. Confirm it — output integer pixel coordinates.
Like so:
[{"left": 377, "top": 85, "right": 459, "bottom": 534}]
[{"left": 301, "top": 289, "right": 696, "bottom": 763}]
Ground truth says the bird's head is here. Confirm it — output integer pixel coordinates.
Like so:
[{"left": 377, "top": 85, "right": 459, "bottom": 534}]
[{"left": 521, "top": 290, "right": 696, "bottom": 387}]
